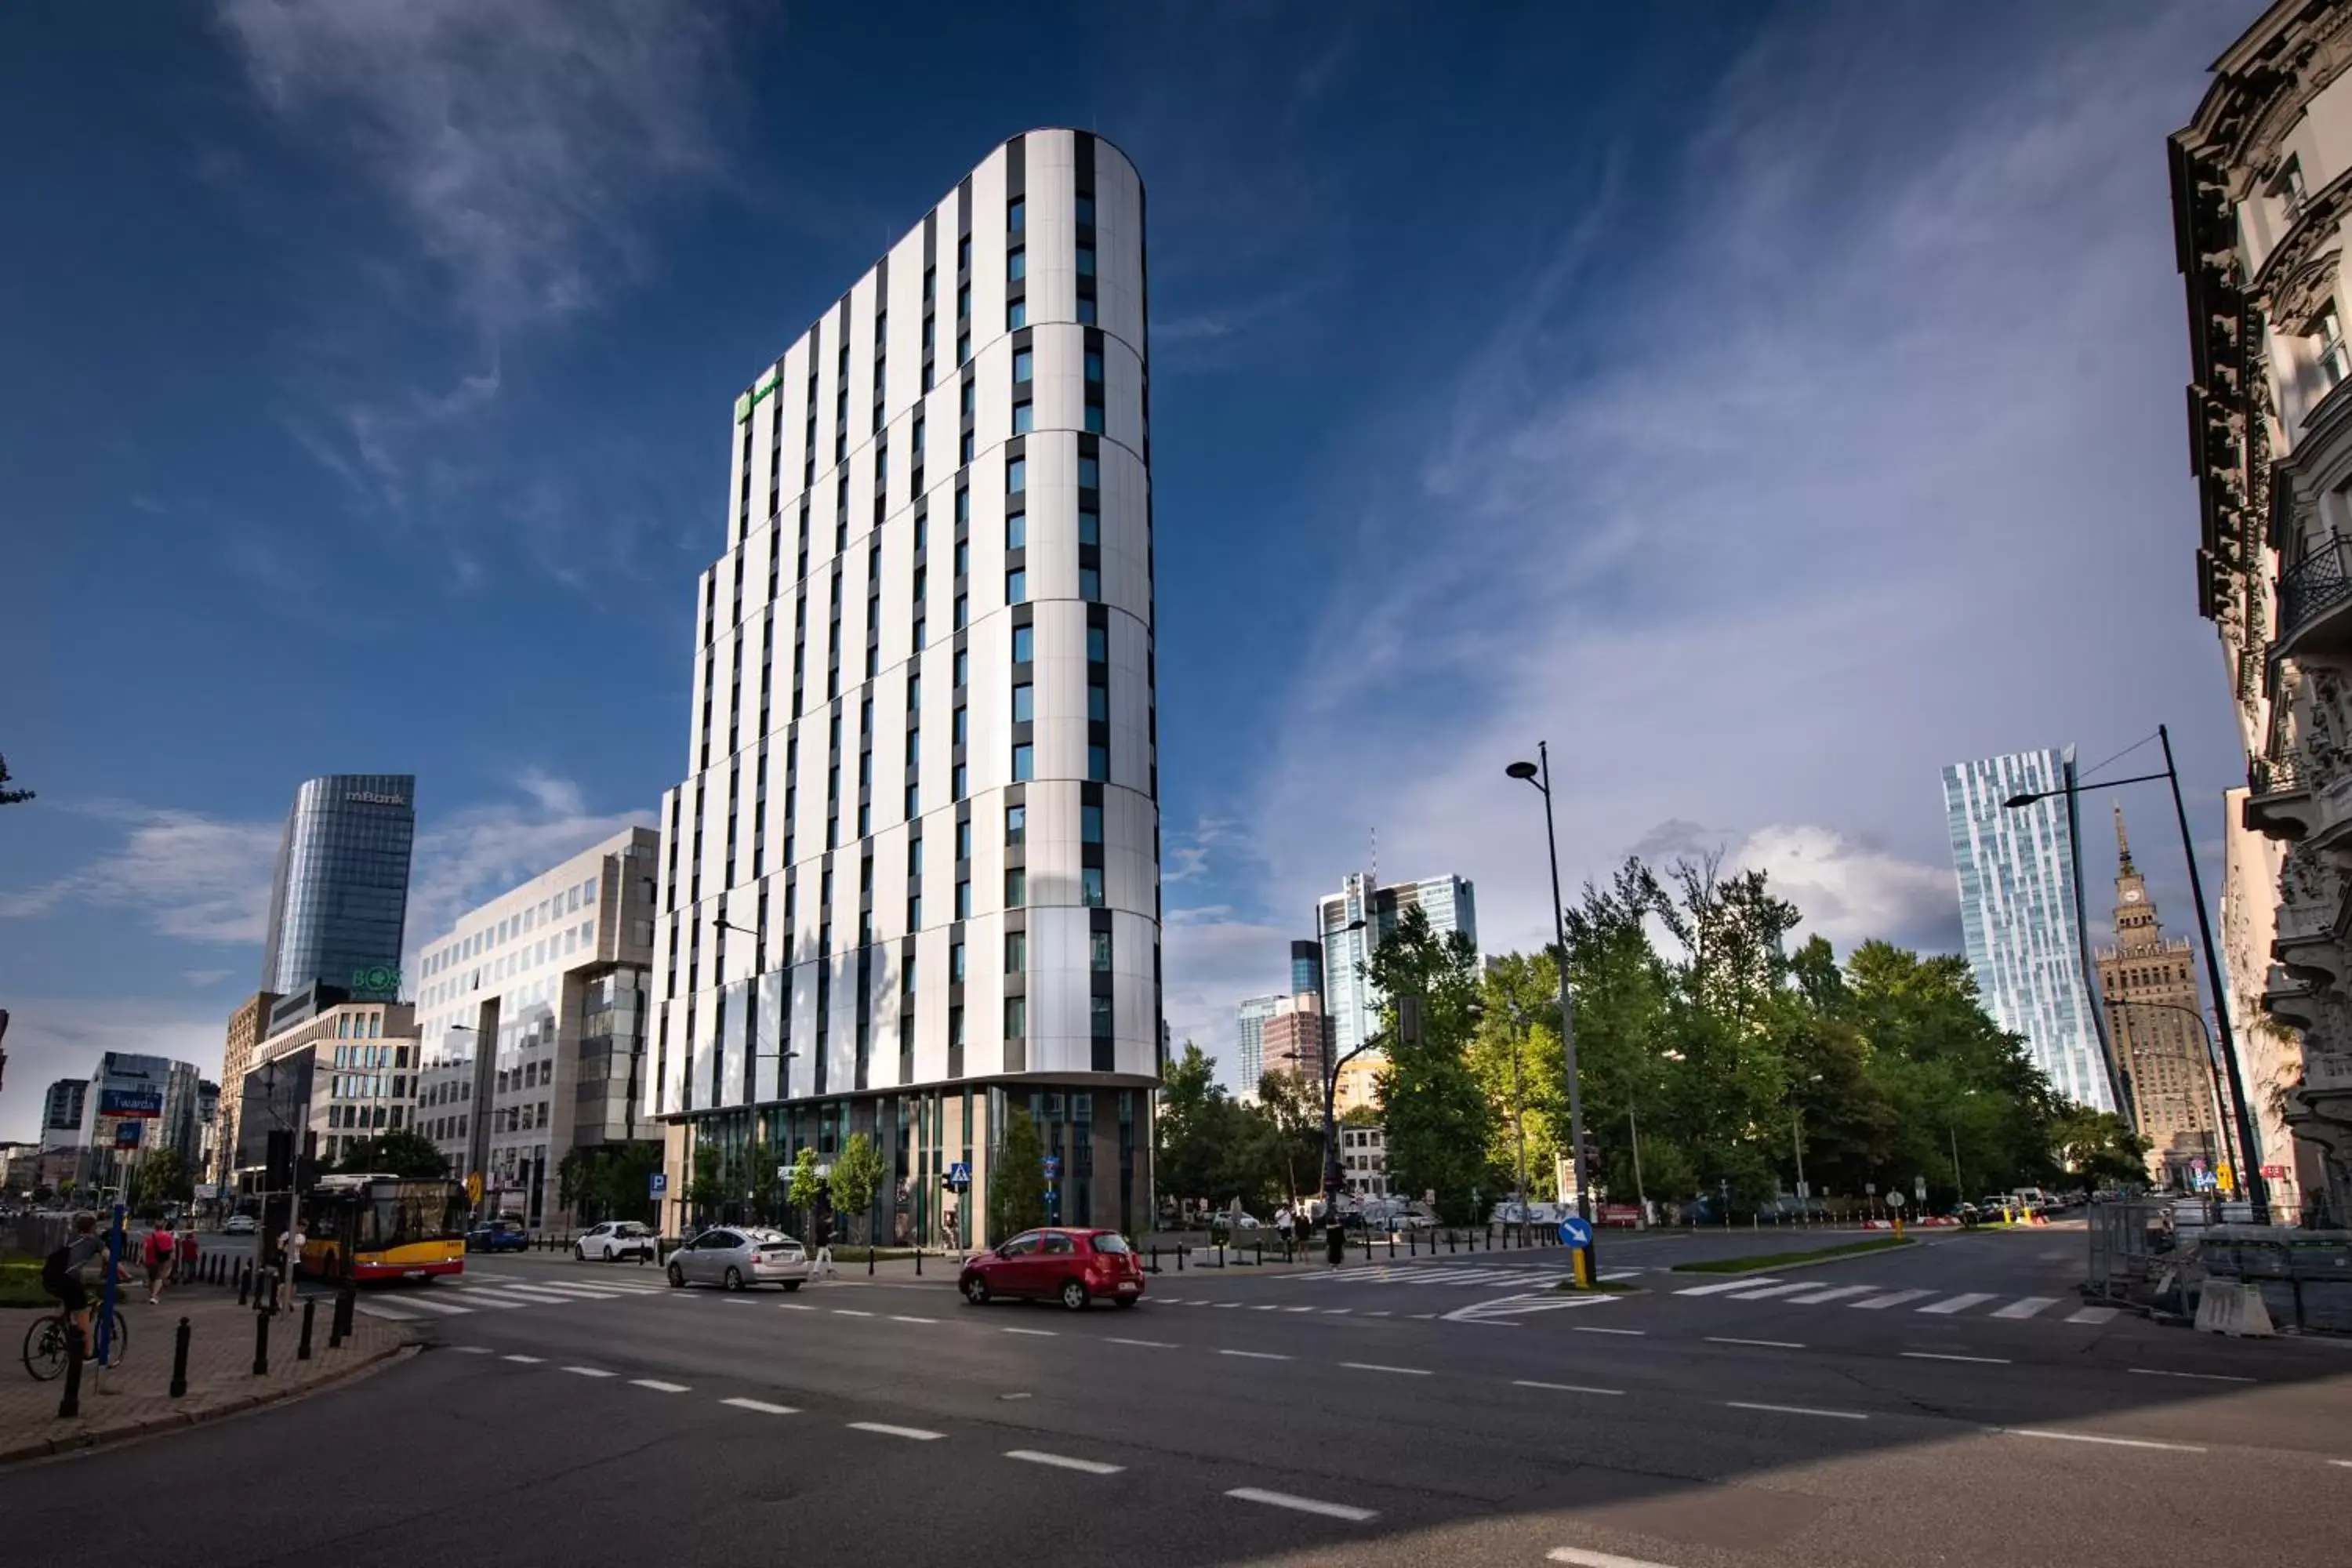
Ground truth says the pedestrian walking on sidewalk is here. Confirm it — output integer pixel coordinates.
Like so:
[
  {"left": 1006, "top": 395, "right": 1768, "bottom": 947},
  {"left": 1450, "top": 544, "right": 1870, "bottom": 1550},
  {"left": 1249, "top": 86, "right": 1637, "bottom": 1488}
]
[{"left": 143, "top": 1218, "right": 178, "bottom": 1305}]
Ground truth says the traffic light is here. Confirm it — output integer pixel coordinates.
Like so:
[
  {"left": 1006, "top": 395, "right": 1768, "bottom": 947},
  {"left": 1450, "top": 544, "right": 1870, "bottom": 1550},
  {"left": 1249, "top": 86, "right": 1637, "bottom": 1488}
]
[
  {"left": 296, "top": 1131, "right": 321, "bottom": 1192},
  {"left": 265, "top": 1129, "right": 293, "bottom": 1191}
]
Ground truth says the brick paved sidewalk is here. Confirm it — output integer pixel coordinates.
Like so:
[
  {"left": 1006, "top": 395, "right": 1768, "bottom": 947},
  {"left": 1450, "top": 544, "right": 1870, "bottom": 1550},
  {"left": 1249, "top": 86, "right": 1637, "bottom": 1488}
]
[{"left": 0, "top": 1290, "right": 408, "bottom": 1465}]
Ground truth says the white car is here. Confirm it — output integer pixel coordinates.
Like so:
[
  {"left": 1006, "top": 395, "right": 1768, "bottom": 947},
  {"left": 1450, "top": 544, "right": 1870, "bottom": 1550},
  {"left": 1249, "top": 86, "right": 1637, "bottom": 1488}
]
[
  {"left": 223, "top": 1214, "right": 259, "bottom": 1236},
  {"left": 666, "top": 1226, "right": 811, "bottom": 1291},
  {"left": 575, "top": 1220, "right": 656, "bottom": 1262}
]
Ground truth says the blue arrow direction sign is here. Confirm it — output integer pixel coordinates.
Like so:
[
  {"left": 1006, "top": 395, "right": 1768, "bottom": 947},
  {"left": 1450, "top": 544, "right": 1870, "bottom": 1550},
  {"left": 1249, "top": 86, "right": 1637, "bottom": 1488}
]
[
  {"left": 1558, "top": 1214, "right": 1593, "bottom": 1249},
  {"left": 1043, "top": 1155, "right": 1062, "bottom": 1181}
]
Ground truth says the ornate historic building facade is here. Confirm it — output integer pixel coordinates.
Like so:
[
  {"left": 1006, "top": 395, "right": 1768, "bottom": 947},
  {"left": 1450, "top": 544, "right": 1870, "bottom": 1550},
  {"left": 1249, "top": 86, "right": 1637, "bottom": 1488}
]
[
  {"left": 2096, "top": 812, "right": 2223, "bottom": 1189},
  {"left": 2172, "top": 0, "right": 2352, "bottom": 1222}
]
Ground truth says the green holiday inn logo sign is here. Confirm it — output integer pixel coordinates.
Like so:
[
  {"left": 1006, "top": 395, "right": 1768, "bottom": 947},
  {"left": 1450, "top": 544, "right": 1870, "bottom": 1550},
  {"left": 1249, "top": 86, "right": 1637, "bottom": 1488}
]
[{"left": 734, "top": 365, "right": 781, "bottom": 425}]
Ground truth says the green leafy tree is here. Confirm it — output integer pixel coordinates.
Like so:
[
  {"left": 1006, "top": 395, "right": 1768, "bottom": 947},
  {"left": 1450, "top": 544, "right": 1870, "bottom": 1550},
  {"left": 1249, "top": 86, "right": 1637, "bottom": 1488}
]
[
  {"left": 786, "top": 1145, "right": 825, "bottom": 1232},
  {"left": 685, "top": 1142, "right": 728, "bottom": 1225},
  {"left": 1154, "top": 1040, "right": 1229, "bottom": 1209},
  {"left": 133, "top": 1149, "right": 193, "bottom": 1214},
  {"left": 337, "top": 1129, "right": 450, "bottom": 1179},
  {"left": 1338, "top": 1103, "right": 1382, "bottom": 1129},
  {"left": 1252, "top": 1069, "right": 1323, "bottom": 1208},
  {"left": 988, "top": 1106, "right": 1048, "bottom": 1243},
  {"left": 1368, "top": 906, "right": 1493, "bottom": 1222},
  {"left": 831, "top": 1131, "right": 888, "bottom": 1243},
  {"left": 2051, "top": 1105, "right": 2148, "bottom": 1188},
  {"left": 0, "top": 753, "right": 32, "bottom": 806}
]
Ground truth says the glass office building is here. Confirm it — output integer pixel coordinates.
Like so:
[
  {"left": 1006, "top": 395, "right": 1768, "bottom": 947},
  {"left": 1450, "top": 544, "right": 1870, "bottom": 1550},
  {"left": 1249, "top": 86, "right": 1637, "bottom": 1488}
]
[
  {"left": 1290, "top": 938, "right": 1324, "bottom": 1000},
  {"left": 260, "top": 774, "right": 417, "bottom": 1001},
  {"left": 1940, "top": 749, "right": 2116, "bottom": 1111}
]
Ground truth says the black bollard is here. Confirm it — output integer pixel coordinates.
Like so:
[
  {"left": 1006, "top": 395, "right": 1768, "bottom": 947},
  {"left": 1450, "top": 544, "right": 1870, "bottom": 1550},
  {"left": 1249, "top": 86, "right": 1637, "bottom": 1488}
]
[
  {"left": 1409, "top": 1230, "right": 1417, "bottom": 1257},
  {"left": 299, "top": 1297, "right": 317, "bottom": 1362},
  {"left": 915, "top": 1247, "right": 923, "bottom": 1277},
  {"left": 1149, "top": 1244, "right": 1160, "bottom": 1273},
  {"left": 1177, "top": 1243, "right": 1185, "bottom": 1272},
  {"left": 1388, "top": 1233, "right": 1396, "bottom": 1261},
  {"left": 59, "top": 1327, "right": 84, "bottom": 1418},
  {"left": 252, "top": 1307, "right": 270, "bottom": 1377},
  {"left": 1448, "top": 1229, "right": 1457, "bottom": 1254},
  {"left": 869, "top": 1247, "right": 876, "bottom": 1276},
  {"left": 236, "top": 1262, "right": 249, "bottom": 1307},
  {"left": 170, "top": 1316, "right": 191, "bottom": 1397},
  {"left": 1215, "top": 1243, "right": 1225, "bottom": 1269}
]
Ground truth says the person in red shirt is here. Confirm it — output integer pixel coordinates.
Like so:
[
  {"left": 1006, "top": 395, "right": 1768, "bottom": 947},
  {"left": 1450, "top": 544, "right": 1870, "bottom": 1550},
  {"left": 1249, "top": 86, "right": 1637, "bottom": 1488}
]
[
  {"left": 143, "top": 1219, "right": 178, "bottom": 1305},
  {"left": 176, "top": 1226, "right": 199, "bottom": 1284}
]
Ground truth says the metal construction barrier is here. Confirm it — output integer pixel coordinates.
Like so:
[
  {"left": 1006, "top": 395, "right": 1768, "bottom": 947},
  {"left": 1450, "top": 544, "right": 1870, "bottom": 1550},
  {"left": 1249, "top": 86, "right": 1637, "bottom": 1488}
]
[{"left": 2084, "top": 1200, "right": 2352, "bottom": 1332}]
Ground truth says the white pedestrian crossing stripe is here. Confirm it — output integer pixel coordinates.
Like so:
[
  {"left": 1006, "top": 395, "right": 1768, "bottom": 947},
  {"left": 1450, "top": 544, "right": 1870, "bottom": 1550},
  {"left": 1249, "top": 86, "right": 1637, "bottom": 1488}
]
[
  {"left": 1673, "top": 1280, "right": 2122, "bottom": 1328},
  {"left": 1279, "top": 1262, "right": 1584, "bottom": 1291},
  {"left": 349, "top": 1270, "right": 669, "bottom": 1324}
]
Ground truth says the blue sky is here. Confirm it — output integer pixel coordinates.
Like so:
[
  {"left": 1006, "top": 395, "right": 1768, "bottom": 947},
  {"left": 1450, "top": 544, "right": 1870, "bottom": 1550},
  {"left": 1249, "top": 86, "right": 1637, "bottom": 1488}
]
[{"left": 0, "top": 1, "right": 2256, "bottom": 1141}]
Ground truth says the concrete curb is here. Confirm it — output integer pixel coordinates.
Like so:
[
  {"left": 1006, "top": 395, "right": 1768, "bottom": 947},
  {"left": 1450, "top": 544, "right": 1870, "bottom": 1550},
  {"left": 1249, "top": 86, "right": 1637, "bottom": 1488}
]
[{"left": 0, "top": 1338, "right": 412, "bottom": 1469}]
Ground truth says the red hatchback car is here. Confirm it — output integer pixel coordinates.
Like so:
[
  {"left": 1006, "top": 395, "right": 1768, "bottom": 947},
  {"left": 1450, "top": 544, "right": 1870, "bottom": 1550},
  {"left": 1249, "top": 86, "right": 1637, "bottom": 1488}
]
[{"left": 959, "top": 1229, "right": 1146, "bottom": 1311}]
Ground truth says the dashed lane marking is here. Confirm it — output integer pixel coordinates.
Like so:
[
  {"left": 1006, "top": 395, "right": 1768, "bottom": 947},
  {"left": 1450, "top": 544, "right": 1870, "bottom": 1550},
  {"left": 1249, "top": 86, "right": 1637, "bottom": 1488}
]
[
  {"left": 721, "top": 1397, "right": 798, "bottom": 1415},
  {"left": 1225, "top": 1487, "right": 1377, "bottom": 1523},
  {"left": 1725, "top": 1401, "right": 1867, "bottom": 1421},
  {"left": 891, "top": 1315, "right": 938, "bottom": 1324},
  {"left": 1706, "top": 1337, "right": 1805, "bottom": 1349},
  {"left": 560, "top": 1366, "right": 617, "bottom": 1378},
  {"left": 1515, "top": 1379, "right": 1624, "bottom": 1396},
  {"left": 1003, "top": 1327, "right": 1056, "bottom": 1337},
  {"left": 449, "top": 1345, "right": 494, "bottom": 1354},
  {"left": 1107, "top": 1337, "right": 1176, "bottom": 1348},
  {"left": 630, "top": 1379, "right": 690, "bottom": 1392},
  {"left": 1904, "top": 1352, "right": 2011, "bottom": 1364},
  {"left": 1572, "top": 1325, "right": 1646, "bottom": 1336},
  {"left": 1548, "top": 1548, "right": 1684, "bottom": 1568},
  {"left": 502, "top": 1355, "right": 544, "bottom": 1364},
  {"left": 1341, "top": 1363, "right": 1432, "bottom": 1376},
  {"left": 1320, "top": 1307, "right": 1352, "bottom": 1314},
  {"left": 849, "top": 1421, "right": 946, "bottom": 1441},
  {"left": 1218, "top": 1349, "right": 1290, "bottom": 1361},
  {"left": 833, "top": 1308, "right": 876, "bottom": 1318},
  {"left": 780, "top": 1303, "right": 815, "bottom": 1311},
  {"left": 2004, "top": 1428, "right": 2204, "bottom": 1453},
  {"left": 1007, "top": 1449, "right": 1123, "bottom": 1475},
  {"left": 2129, "top": 1368, "right": 2256, "bottom": 1384}
]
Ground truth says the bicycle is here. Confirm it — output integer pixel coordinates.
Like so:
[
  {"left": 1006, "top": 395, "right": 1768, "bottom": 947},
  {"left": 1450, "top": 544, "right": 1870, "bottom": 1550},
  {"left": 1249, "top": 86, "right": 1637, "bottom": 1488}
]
[{"left": 22, "top": 1304, "right": 129, "bottom": 1382}]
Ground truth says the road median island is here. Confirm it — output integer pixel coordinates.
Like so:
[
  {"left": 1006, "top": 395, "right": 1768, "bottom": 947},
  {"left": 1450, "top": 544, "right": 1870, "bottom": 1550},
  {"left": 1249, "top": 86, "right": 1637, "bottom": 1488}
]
[
  {"left": 1, "top": 1289, "right": 409, "bottom": 1467},
  {"left": 1669, "top": 1236, "right": 1915, "bottom": 1275}
]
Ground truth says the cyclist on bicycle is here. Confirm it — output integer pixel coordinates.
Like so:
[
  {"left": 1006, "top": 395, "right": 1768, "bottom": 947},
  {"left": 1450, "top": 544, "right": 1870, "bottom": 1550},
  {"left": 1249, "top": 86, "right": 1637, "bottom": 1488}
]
[{"left": 40, "top": 1212, "right": 109, "bottom": 1357}]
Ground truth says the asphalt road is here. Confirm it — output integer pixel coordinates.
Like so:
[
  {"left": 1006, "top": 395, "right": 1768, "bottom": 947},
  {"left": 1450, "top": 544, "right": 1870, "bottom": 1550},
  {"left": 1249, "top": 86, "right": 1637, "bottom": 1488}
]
[{"left": 11, "top": 1225, "right": 2347, "bottom": 1567}]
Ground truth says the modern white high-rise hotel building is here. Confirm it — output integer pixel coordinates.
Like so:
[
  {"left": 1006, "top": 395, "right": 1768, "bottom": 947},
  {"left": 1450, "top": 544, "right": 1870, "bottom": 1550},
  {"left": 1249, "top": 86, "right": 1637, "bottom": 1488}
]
[{"left": 648, "top": 132, "right": 1161, "bottom": 1243}]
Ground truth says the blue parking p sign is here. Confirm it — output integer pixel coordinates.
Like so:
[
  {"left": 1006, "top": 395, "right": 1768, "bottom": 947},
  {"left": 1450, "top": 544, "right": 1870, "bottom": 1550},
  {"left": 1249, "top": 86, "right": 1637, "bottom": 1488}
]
[
  {"left": 1558, "top": 1214, "right": 1593, "bottom": 1249},
  {"left": 649, "top": 1171, "right": 669, "bottom": 1198}
]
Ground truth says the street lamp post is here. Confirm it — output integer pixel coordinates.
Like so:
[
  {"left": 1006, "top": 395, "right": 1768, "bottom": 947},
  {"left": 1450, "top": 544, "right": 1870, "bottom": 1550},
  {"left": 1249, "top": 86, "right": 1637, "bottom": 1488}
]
[
  {"left": 2000, "top": 723, "right": 2268, "bottom": 1223},
  {"left": 1508, "top": 742, "right": 1594, "bottom": 1271}
]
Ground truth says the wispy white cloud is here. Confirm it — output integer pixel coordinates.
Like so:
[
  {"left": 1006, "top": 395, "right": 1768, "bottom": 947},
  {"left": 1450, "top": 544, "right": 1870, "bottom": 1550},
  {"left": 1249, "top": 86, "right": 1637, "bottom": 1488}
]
[
  {"left": 182, "top": 969, "right": 234, "bottom": 988},
  {"left": 214, "top": 0, "right": 746, "bottom": 339},
  {"left": 0, "top": 801, "right": 281, "bottom": 945}
]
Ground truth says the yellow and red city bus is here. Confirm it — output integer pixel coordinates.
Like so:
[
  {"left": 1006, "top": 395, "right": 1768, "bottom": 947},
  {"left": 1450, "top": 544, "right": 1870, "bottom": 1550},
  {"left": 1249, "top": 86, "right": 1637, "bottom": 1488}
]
[{"left": 299, "top": 1174, "right": 467, "bottom": 1283}]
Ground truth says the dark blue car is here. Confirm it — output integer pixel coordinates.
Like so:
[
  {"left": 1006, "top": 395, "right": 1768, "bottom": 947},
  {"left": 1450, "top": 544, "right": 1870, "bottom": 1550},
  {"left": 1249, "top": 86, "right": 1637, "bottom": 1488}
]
[{"left": 466, "top": 1218, "right": 531, "bottom": 1254}]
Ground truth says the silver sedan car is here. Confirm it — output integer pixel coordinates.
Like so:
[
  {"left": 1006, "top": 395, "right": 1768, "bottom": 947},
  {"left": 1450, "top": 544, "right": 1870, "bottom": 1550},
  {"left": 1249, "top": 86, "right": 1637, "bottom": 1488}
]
[{"left": 666, "top": 1226, "right": 811, "bottom": 1291}]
